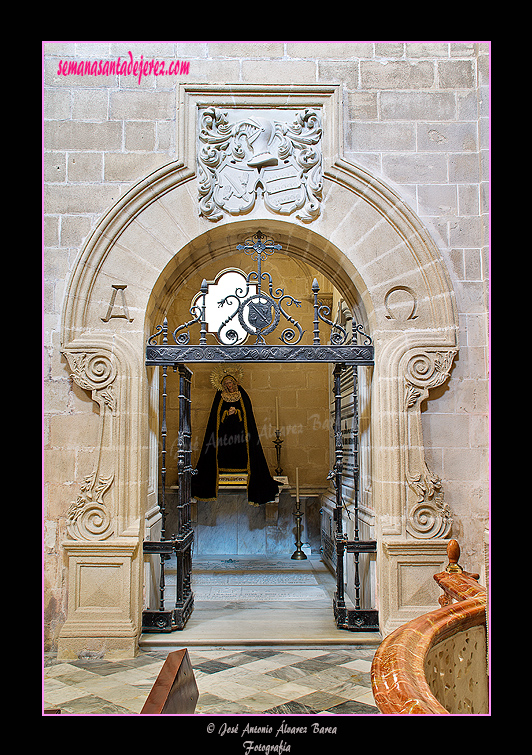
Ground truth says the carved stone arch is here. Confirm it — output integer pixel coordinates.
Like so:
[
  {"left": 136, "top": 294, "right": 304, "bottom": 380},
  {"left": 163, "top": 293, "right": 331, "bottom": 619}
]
[{"left": 58, "top": 85, "right": 460, "bottom": 652}]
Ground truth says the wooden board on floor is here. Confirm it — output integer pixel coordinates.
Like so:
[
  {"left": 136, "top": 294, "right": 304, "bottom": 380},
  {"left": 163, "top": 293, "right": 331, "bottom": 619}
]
[{"left": 140, "top": 649, "right": 199, "bottom": 714}]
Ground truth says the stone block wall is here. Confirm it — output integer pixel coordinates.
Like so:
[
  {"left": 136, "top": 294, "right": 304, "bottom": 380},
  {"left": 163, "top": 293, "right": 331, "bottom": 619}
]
[{"left": 43, "top": 42, "right": 489, "bottom": 650}]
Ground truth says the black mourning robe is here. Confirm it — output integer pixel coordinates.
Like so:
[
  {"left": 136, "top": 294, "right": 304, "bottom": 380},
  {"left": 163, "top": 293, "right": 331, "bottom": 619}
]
[{"left": 192, "top": 386, "right": 280, "bottom": 505}]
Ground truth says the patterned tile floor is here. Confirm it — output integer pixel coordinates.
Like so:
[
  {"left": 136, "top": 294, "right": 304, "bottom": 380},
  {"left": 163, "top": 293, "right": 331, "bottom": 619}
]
[{"left": 43, "top": 646, "right": 379, "bottom": 715}]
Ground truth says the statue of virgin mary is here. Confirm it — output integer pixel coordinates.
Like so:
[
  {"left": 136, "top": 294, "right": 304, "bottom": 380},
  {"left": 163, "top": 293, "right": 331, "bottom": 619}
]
[{"left": 192, "top": 365, "right": 280, "bottom": 506}]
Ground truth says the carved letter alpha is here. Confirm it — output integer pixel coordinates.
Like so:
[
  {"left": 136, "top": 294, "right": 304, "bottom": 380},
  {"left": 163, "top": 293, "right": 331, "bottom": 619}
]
[{"left": 101, "top": 284, "right": 134, "bottom": 323}]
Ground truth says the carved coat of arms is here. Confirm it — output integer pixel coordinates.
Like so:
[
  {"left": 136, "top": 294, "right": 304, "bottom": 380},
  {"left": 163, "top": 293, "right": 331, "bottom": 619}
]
[{"left": 197, "top": 108, "right": 323, "bottom": 223}]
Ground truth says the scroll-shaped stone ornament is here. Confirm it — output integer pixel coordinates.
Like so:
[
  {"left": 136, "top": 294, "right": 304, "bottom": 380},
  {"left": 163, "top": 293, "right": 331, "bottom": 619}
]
[
  {"left": 64, "top": 351, "right": 116, "bottom": 411},
  {"left": 66, "top": 471, "right": 114, "bottom": 541},
  {"left": 62, "top": 349, "right": 116, "bottom": 541},
  {"left": 197, "top": 108, "right": 323, "bottom": 223},
  {"left": 404, "top": 350, "right": 457, "bottom": 539}
]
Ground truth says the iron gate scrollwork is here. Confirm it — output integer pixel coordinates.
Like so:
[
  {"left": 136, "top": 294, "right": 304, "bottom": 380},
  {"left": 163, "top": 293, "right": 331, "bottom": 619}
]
[
  {"left": 142, "top": 363, "right": 194, "bottom": 632},
  {"left": 142, "top": 231, "right": 377, "bottom": 633}
]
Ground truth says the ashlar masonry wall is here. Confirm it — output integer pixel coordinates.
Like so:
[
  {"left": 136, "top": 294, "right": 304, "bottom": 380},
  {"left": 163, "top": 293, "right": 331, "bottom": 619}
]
[{"left": 43, "top": 42, "right": 489, "bottom": 652}]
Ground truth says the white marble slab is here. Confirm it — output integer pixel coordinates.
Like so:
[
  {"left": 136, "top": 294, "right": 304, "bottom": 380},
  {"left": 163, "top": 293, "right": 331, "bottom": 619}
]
[{"left": 191, "top": 586, "right": 328, "bottom": 602}]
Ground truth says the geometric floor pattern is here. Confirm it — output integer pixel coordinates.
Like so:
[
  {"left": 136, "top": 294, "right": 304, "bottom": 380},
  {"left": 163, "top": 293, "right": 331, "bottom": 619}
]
[
  {"left": 45, "top": 556, "right": 380, "bottom": 715},
  {"left": 190, "top": 647, "right": 378, "bottom": 715},
  {"left": 43, "top": 646, "right": 378, "bottom": 715}
]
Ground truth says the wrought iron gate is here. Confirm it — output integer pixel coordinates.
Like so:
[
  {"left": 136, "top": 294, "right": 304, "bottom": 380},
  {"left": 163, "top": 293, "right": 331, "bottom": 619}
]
[
  {"left": 142, "top": 363, "right": 194, "bottom": 632},
  {"left": 142, "top": 231, "right": 377, "bottom": 633},
  {"left": 330, "top": 365, "right": 379, "bottom": 631}
]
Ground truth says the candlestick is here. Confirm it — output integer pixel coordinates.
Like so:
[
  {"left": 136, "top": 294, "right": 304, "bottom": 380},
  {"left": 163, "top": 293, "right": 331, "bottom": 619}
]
[
  {"left": 291, "top": 467, "right": 306, "bottom": 560},
  {"left": 273, "top": 428, "right": 283, "bottom": 476}
]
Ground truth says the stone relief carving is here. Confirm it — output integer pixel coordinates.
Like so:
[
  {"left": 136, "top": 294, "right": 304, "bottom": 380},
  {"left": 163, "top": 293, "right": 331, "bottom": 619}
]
[
  {"left": 384, "top": 286, "right": 418, "bottom": 321},
  {"left": 101, "top": 284, "right": 134, "bottom": 323},
  {"left": 65, "top": 351, "right": 116, "bottom": 410},
  {"left": 404, "top": 350, "right": 457, "bottom": 539},
  {"left": 197, "top": 107, "right": 323, "bottom": 223},
  {"left": 62, "top": 349, "right": 116, "bottom": 541},
  {"left": 66, "top": 471, "right": 114, "bottom": 541}
]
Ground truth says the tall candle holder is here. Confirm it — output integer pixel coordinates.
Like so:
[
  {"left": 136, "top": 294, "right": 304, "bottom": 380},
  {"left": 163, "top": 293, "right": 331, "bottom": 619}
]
[
  {"left": 273, "top": 397, "right": 283, "bottom": 475},
  {"left": 291, "top": 468, "right": 307, "bottom": 560},
  {"left": 273, "top": 429, "right": 283, "bottom": 475}
]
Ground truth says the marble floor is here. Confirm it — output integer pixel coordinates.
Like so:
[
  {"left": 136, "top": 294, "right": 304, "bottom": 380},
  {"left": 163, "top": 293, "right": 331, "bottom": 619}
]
[
  {"left": 44, "top": 646, "right": 378, "bottom": 715},
  {"left": 44, "top": 556, "right": 380, "bottom": 715},
  {"left": 141, "top": 555, "right": 381, "bottom": 648}
]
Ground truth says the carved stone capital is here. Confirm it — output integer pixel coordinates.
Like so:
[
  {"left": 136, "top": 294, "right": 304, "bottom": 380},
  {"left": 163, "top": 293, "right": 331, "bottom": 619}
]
[{"left": 405, "top": 350, "right": 457, "bottom": 408}]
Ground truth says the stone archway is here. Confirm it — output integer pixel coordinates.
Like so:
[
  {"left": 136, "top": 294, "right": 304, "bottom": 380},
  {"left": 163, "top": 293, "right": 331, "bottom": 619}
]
[{"left": 57, "top": 97, "right": 458, "bottom": 657}]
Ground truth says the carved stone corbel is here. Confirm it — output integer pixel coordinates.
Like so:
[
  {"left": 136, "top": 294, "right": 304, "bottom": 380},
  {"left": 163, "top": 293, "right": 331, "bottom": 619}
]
[
  {"left": 62, "top": 349, "right": 116, "bottom": 541},
  {"left": 404, "top": 350, "right": 457, "bottom": 539},
  {"left": 64, "top": 351, "right": 116, "bottom": 411}
]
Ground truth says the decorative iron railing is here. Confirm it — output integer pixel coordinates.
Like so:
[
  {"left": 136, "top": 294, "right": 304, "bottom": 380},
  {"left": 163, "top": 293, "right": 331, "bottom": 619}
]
[{"left": 146, "top": 231, "right": 374, "bottom": 366}]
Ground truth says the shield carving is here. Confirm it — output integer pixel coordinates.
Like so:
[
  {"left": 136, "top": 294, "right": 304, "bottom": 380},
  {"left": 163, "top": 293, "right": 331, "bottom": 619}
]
[
  {"left": 198, "top": 107, "right": 323, "bottom": 221},
  {"left": 214, "top": 162, "right": 256, "bottom": 214},
  {"left": 261, "top": 159, "right": 306, "bottom": 215}
]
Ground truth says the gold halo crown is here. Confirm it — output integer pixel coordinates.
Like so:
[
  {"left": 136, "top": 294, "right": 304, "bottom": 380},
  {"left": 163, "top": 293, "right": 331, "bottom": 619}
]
[{"left": 210, "top": 364, "right": 244, "bottom": 391}]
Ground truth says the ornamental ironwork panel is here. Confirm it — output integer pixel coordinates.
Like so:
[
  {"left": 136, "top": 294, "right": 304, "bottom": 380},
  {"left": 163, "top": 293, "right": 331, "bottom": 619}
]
[
  {"left": 146, "top": 344, "right": 374, "bottom": 366},
  {"left": 146, "top": 231, "right": 373, "bottom": 366},
  {"left": 329, "top": 364, "right": 378, "bottom": 632}
]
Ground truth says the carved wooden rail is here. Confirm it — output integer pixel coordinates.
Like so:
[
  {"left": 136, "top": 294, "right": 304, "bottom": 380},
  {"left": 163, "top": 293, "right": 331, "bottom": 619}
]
[{"left": 371, "top": 540, "right": 488, "bottom": 714}]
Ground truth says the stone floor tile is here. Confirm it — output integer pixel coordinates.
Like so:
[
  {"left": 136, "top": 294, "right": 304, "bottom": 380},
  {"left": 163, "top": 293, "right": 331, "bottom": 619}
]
[
  {"left": 215, "top": 652, "right": 258, "bottom": 666},
  {"left": 202, "top": 679, "right": 259, "bottom": 702},
  {"left": 294, "top": 690, "right": 347, "bottom": 710},
  {"left": 300, "top": 667, "right": 356, "bottom": 690},
  {"left": 43, "top": 684, "right": 92, "bottom": 706},
  {"left": 236, "top": 658, "right": 287, "bottom": 672},
  {"left": 263, "top": 681, "right": 317, "bottom": 701},
  {"left": 44, "top": 663, "right": 81, "bottom": 678},
  {"left": 350, "top": 688, "right": 378, "bottom": 706},
  {"left": 264, "top": 700, "right": 316, "bottom": 714},
  {"left": 236, "top": 690, "right": 295, "bottom": 711},
  {"left": 325, "top": 681, "right": 373, "bottom": 700},
  {"left": 285, "top": 649, "right": 330, "bottom": 658},
  {"left": 228, "top": 671, "right": 287, "bottom": 691},
  {"left": 340, "top": 658, "right": 373, "bottom": 673},
  {"left": 326, "top": 699, "right": 379, "bottom": 714},
  {"left": 61, "top": 695, "right": 131, "bottom": 715},
  {"left": 193, "top": 659, "right": 235, "bottom": 674},
  {"left": 289, "top": 658, "right": 332, "bottom": 673},
  {"left": 313, "top": 650, "right": 361, "bottom": 664},
  {"left": 264, "top": 665, "right": 314, "bottom": 683},
  {"left": 196, "top": 692, "right": 227, "bottom": 708}
]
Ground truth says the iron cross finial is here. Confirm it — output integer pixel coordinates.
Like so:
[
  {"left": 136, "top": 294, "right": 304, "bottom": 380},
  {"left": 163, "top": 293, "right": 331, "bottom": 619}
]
[
  {"left": 236, "top": 231, "right": 282, "bottom": 294},
  {"left": 236, "top": 230, "right": 282, "bottom": 261}
]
